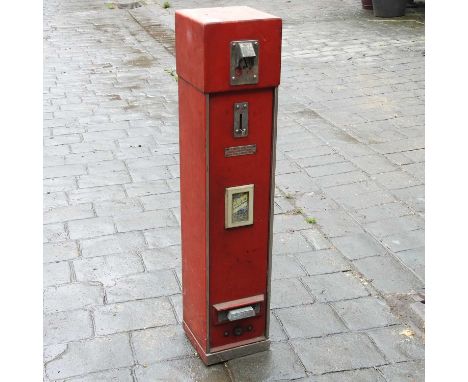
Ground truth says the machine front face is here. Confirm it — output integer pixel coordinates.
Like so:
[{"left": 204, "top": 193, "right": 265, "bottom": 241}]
[{"left": 208, "top": 89, "right": 274, "bottom": 350}]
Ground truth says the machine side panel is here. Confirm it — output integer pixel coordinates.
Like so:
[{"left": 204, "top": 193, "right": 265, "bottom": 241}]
[{"left": 179, "top": 78, "right": 208, "bottom": 351}]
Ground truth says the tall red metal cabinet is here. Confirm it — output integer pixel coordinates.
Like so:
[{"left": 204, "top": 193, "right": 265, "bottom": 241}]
[{"left": 175, "top": 6, "right": 282, "bottom": 365}]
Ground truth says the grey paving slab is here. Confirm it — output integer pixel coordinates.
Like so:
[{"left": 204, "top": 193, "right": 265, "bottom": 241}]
[
  {"left": 291, "top": 333, "right": 386, "bottom": 375},
  {"left": 45, "top": 333, "right": 133, "bottom": 380},
  {"left": 273, "top": 231, "right": 313, "bottom": 255},
  {"left": 79, "top": 231, "right": 146, "bottom": 258},
  {"left": 44, "top": 283, "right": 104, "bottom": 314},
  {"left": 272, "top": 255, "right": 307, "bottom": 280},
  {"left": 276, "top": 304, "right": 347, "bottom": 339},
  {"left": 144, "top": 226, "right": 181, "bottom": 248},
  {"left": 132, "top": 325, "right": 193, "bottom": 364},
  {"left": 296, "top": 250, "right": 350, "bottom": 275},
  {"left": 227, "top": 342, "right": 307, "bottom": 381},
  {"left": 379, "top": 361, "right": 425, "bottom": 382},
  {"left": 93, "top": 297, "right": 176, "bottom": 335},
  {"left": 141, "top": 246, "right": 181, "bottom": 271},
  {"left": 301, "top": 368, "right": 386, "bottom": 382},
  {"left": 59, "top": 368, "right": 133, "bottom": 382},
  {"left": 270, "top": 278, "right": 315, "bottom": 308},
  {"left": 67, "top": 217, "right": 115, "bottom": 240},
  {"left": 134, "top": 358, "right": 231, "bottom": 382},
  {"left": 73, "top": 253, "right": 144, "bottom": 285},
  {"left": 331, "top": 233, "right": 386, "bottom": 260},
  {"left": 106, "top": 270, "right": 180, "bottom": 303},
  {"left": 114, "top": 210, "right": 178, "bottom": 232},
  {"left": 367, "top": 325, "right": 425, "bottom": 363},
  {"left": 302, "top": 272, "right": 369, "bottom": 303},
  {"left": 44, "top": 241, "right": 79, "bottom": 263},
  {"left": 353, "top": 255, "right": 424, "bottom": 294},
  {"left": 44, "top": 262, "right": 71, "bottom": 287},
  {"left": 332, "top": 296, "right": 400, "bottom": 330},
  {"left": 44, "top": 310, "right": 93, "bottom": 346},
  {"left": 301, "top": 229, "right": 332, "bottom": 250}
]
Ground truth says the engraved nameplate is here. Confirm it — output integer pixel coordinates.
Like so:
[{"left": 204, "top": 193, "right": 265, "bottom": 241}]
[{"left": 224, "top": 144, "right": 256, "bottom": 157}]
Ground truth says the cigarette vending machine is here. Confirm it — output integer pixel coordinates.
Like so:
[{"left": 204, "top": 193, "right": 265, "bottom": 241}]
[{"left": 176, "top": 6, "right": 282, "bottom": 365}]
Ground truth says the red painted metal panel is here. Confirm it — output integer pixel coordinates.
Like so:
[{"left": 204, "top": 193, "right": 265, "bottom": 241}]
[
  {"left": 178, "top": 78, "right": 208, "bottom": 352},
  {"left": 175, "top": 6, "right": 282, "bottom": 93},
  {"left": 208, "top": 89, "right": 273, "bottom": 348}
]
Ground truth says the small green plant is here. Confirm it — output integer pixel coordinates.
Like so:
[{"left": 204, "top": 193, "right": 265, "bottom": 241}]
[
  {"left": 105, "top": 2, "right": 116, "bottom": 9},
  {"left": 162, "top": 1, "right": 171, "bottom": 8},
  {"left": 306, "top": 217, "right": 317, "bottom": 224},
  {"left": 284, "top": 193, "right": 294, "bottom": 200},
  {"left": 164, "top": 68, "right": 178, "bottom": 82}
]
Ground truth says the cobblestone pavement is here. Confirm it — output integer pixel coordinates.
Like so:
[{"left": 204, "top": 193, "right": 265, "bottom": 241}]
[{"left": 43, "top": 0, "right": 425, "bottom": 380}]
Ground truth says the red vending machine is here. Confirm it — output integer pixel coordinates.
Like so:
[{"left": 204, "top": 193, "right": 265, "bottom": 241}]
[{"left": 176, "top": 6, "right": 282, "bottom": 365}]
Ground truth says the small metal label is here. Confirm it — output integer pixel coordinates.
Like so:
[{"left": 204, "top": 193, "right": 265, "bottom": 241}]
[{"left": 224, "top": 144, "right": 256, "bottom": 157}]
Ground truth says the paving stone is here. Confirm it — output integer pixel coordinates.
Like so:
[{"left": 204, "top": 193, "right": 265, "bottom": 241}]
[
  {"left": 353, "top": 255, "right": 424, "bottom": 294},
  {"left": 44, "top": 164, "right": 86, "bottom": 179},
  {"left": 44, "top": 223, "right": 68, "bottom": 243},
  {"left": 44, "top": 283, "right": 104, "bottom": 314},
  {"left": 142, "top": 246, "right": 181, "bottom": 271},
  {"left": 296, "top": 250, "right": 350, "bottom": 275},
  {"left": 44, "top": 177, "right": 77, "bottom": 193},
  {"left": 313, "top": 171, "right": 368, "bottom": 188},
  {"left": 295, "top": 193, "right": 339, "bottom": 213},
  {"left": 351, "top": 202, "right": 413, "bottom": 224},
  {"left": 43, "top": 343, "right": 67, "bottom": 363},
  {"left": 140, "top": 191, "right": 180, "bottom": 211},
  {"left": 170, "top": 294, "right": 183, "bottom": 323},
  {"left": 78, "top": 171, "right": 131, "bottom": 188},
  {"left": 367, "top": 325, "right": 425, "bottom": 363},
  {"left": 44, "top": 191, "right": 68, "bottom": 210},
  {"left": 68, "top": 185, "right": 126, "bottom": 204},
  {"left": 379, "top": 360, "right": 425, "bottom": 382},
  {"left": 44, "top": 241, "right": 79, "bottom": 263},
  {"left": 44, "top": 203, "right": 95, "bottom": 224},
  {"left": 350, "top": 155, "right": 397, "bottom": 174},
  {"left": 115, "top": 210, "right": 178, "bottom": 232},
  {"left": 373, "top": 171, "right": 421, "bottom": 190},
  {"left": 272, "top": 255, "right": 307, "bottom": 280},
  {"left": 302, "top": 368, "right": 386, "bottom": 382},
  {"left": 80, "top": 231, "right": 146, "bottom": 258},
  {"left": 68, "top": 217, "right": 115, "bottom": 239},
  {"left": 64, "top": 150, "right": 114, "bottom": 165},
  {"left": 74, "top": 253, "right": 144, "bottom": 285},
  {"left": 45, "top": 334, "right": 133, "bottom": 380},
  {"left": 364, "top": 215, "right": 424, "bottom": 238},
  {"left": 44, "top": 310, "right": 93, "bottom": 345},
  {"left": 227, "top": 342, "right": 306, "bottom": 381},
  {"left": 273, "top": 213, "right": 311, "bottom": 233},
  {"left": 305, "top": 162, "right": 356, "bottom": 178},
  {"left": 132, "top": 325, "right": 193, "bottom": 364},
  {"left": 273, "top": 231, "right": 312, "bottom": 255},
  {"left": 134, "top": 357, "right": 230, "bottom": 382},
  {"left": 144, "top": 226, "right": 181, "bottom": 248},
  {"left": 276, "top": 304, "right": 347, "bottom": 339},
  {"left": 331, "top": 233, "right": 386, "bottom": 260},
  {"left": 292, "top": 333, "right": 386, "bottom": 375},
  {"left": 394, "top": 247, "right": 425, "bottom": 282},
  {"left": 94, "top": 198, "right": 143, "bottom": 217},
  {"left": 106, "top": 270, "right": 180, "bottom": 303},
  {"left": 332, "top": 296, "right": 399, "bottom": 330},
  {"left": 270, "top": 278, "right": 314, "bottom": 308},
  {"left": 301, "top": 229, "right": 332, "bottom": 250},
  {"left": 302, "top": 272, "right": 369, "bottom": 302},
  {"left": 269, "top": 312, "right": 288, "bottom": 341},
  {"left": 276, "top": 172, "right": 321, "bottom": 194},
  {"left": 124, "top": 180, "right": 170, "bottom": 197},
  {"left": 93, "top": 297, "right": 176, "bottom": 335},
  {"left": 60, "top": 368, "right": 133, "bottom": 382},
  {"left": 87, "top": 160, "right": 127, "bottom": 174},
  {"left": 381, "top": 230, "right": 424, "bottom": 253},
  {"left": 44, "top": 262, "right": 71, "bottom": 287},
  {"left": 312, "top": 210, "right": 364, "bottom": 238},
  {"left": 336, "top": 190, "right": 396, "bottom": 210}
]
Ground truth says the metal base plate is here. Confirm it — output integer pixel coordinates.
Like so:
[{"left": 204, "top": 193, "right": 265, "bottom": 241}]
[{"left": 183, "top": 321, "right": 270, "bottom": 365}]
